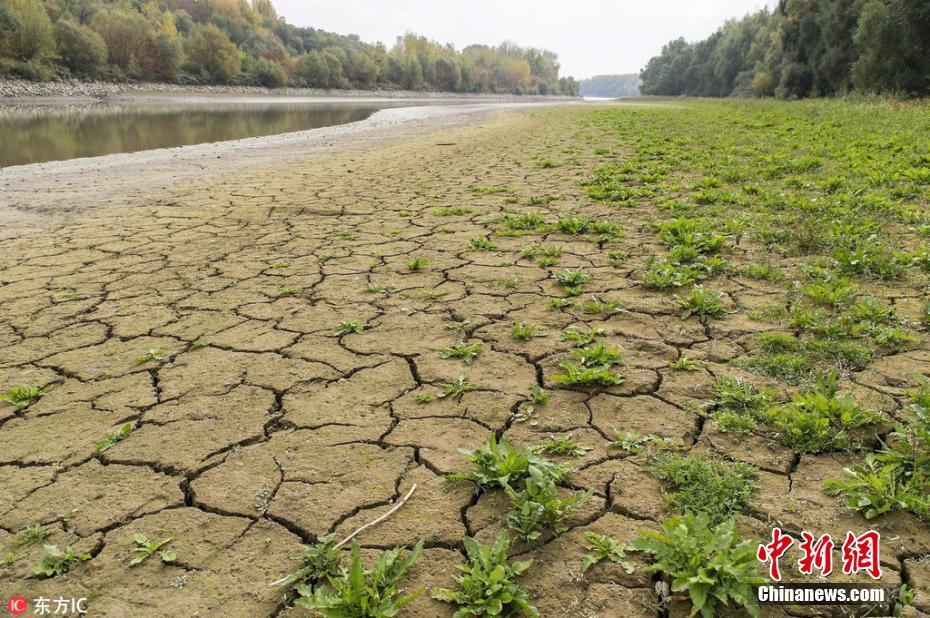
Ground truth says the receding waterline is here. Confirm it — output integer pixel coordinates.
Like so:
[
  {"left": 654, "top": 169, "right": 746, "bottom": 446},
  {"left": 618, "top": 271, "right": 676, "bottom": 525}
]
[{"left": 0, "top": 100, "right": 404, "bottom": 167}]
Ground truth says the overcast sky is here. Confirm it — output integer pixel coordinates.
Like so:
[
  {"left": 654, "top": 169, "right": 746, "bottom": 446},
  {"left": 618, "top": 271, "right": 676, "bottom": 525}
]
[{"left": 274, "top": 0, "right": 776, "bottom": 79}]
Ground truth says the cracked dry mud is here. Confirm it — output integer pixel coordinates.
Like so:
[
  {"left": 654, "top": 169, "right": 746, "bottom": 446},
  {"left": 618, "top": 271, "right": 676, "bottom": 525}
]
[{"left": 1, "top": 104, "right": 929, "bottom": 618}]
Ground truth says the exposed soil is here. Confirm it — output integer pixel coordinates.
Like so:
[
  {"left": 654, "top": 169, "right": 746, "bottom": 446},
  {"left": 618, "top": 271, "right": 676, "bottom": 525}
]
[{"left": 0, "top": 102, "right": 928, "bottom": 617}]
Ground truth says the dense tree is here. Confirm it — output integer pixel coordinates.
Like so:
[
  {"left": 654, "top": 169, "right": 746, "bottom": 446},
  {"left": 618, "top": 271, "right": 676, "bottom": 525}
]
[
  {"left": 1, "top": 0, "right": 577, "bottom": 94},
  {"left": 2, "top": 0, "right": 55, "bottom": 62},
  {"left": 640, "top": 0, "right": 929, "bottom": 98},
  {"left": 184, "top": 23, "right": 240, "bottom": 83},
  {"left": 54, "top": 19, "right": 107, "bottom": 77}
]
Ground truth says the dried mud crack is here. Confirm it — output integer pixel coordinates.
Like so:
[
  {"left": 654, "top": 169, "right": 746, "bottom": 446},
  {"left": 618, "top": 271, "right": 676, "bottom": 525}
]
[{"left": 2, "top": 100, "right": 929, "bottom": 617}]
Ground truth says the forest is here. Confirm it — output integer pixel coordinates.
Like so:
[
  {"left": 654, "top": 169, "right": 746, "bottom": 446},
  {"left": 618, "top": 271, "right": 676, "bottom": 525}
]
[
  {"left": 640, "top": 0, "right": 930, "bottom": 98},
  {"left": 578, "top": 74, "right": 640, "bottom": 98},
  {"left": 0, "top": 0, "right": 579, "bottom": 95}
]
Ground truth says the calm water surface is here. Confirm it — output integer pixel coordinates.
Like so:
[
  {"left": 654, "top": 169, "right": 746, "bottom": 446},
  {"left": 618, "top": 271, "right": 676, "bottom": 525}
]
[{"left": 0, "top": 100, "right": 401, "bottom": 167}]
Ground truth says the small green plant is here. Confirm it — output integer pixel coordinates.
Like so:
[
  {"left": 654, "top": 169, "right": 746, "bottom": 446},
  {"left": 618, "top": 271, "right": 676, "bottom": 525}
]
[
  {"left": 653, "top": 454, "right": 757, "bottom": 523},
  {"left": 505, "top": 467, "right": 592, "bottom": 540},
  {"left": 435, "top": 206, "right": 474, "bottom": 216},
  {"left": 537, "top": 434, "right": 591, "bottom": 457},
  {"left": 366, "top": 283, "right": 391, "bottom": 294},
  {"left": 420, "top": 290, "right": 447, "bottom": 300},
  {"left": 514, "top": 386, "right": 549, "bottom": 423},
  {"left": 580, "top": 297, "right": 624, "bottom": 314},
  {"left": 743, "top": 263, "right": 783, "bottom": 281},
  {"left": 135, "top": 348, "right": 166, "bottom": 366},
  {"left": 554, "top": 342, "right": 625, "bottom": 388},
  {"left": 438, "top": 375, "right": 476, "bottom": 401},
  {"left": 553, "top": 362, "right": 623, "bottom": 387},
  {"left": 668, "top": 356, "right": 702, "bottom": 371},
  {"left": 536, "top": 158, "right": 561, "bottom": 169},
  {"left": 676, "top": 286, "right": 726, "bottom": 320},
  {"left": 800, "top": 278, "right": 857, "bottom": 308},
  {"left": 561, "top": 326, "right": 604, "bottom": 348},
  {"left": 549, "top": 298, "right": 573, "bottom": 309},
  {"left": 16, "top": 524, "right": 50, "bottom": 547},
  {"left": 274, "top": 533, "right": 342, "bottom": 589},
  {"left": 469, "top": 236, "right": 497, "bottom": 251},
  {"left": 580, "top": 533, "right": 634, "bottom": 574},
  {"left": 764, "top": 373, "right": 881, "bottom": 453},
  {"left": 556, "top": 215, "right": 591, "bottom": 235},
  {"left": 824, "top": 381, "right": 930, "bottom": 520},
  {"left": 129, "top": 533, "right": 177, "bottom": 566},
  {"left": 333, "top": 320, "right": 364, "bottom": 336},
  {"left": 511, "top": 322, "right": 537, "bottom": 341},
  {"left": 94, "top": 423, "right": 133, "bottom": 454},
  {"left": 631, "top": 513, "right": 763, "bottom": 618},
  {"left": 406, "top": 257, "right": 429, "bottom": 271},
  {"left": 498, "top": 277, "right": 520, "bottom": 290},
  {"left": 610, "top": 431, "right": 678, "bottom": 454},
  {"left": 296, "top": 541, "right": 423, "bottom": 616},
  {"left": 189, "top": 337, "right": 209, "bottom": 351},
  {"left": 1, "top": 384, "right": 51, "bottom": 410},
  {"left": 607, "top": 250, "right": 629, "bottom": 267},
  {"left": 32, "top": 545, "right": 90, "bottom": 578},
  {"left": 278, "top": 287, "right": 300, "bottom": 297},
  {"left": 554, "top": 268, "right": 592, "bottom": 289},
  {"left": 272, "top": 260, "right": 290, "bottom": 268},
  {"left": 452, "top": 435, "right": 566, "bottom": 489},
  {"left": 438, "top": 342, "right": 483, "bottom": 365},
  {"left": 432, "top": 534, "right": 538, "bottom": 618},
  {"left": 411, "top": 392, "right": 434, "bottom": 404}
]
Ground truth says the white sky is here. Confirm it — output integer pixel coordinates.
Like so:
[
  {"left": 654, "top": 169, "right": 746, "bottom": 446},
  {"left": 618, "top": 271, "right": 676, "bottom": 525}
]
[{"left": 274, "top": 0, "right": 777, "bottom": 79}]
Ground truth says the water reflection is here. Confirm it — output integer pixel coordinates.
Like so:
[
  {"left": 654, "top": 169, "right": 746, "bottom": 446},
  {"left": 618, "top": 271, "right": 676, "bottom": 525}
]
[{"left": 0, "top": 101, "right": 386, "bottom": 167}]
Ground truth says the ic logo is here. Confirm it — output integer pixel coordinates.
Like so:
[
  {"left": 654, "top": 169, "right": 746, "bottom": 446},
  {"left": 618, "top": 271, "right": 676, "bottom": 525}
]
[{"left": 7, "top": 596, "right": 28, "bottom": 616}]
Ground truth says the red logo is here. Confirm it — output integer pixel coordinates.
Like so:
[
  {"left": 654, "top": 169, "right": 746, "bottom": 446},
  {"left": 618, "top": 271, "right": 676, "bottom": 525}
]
[{"left": 7, "top": 596, "right": 28, "bottom": 616}]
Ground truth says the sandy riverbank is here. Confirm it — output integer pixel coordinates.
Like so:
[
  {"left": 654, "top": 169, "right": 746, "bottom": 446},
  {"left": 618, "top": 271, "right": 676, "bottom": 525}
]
[{"left": 0, "top": 100, "right": 573, "bottom": 224}]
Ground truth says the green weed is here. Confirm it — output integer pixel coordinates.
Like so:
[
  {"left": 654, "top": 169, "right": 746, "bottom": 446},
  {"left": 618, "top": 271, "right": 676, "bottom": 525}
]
[
  {"left": 632, "top": 513, "right": 763, "bottom": 618},
  {"left": 32, "top": 545, "right": 90, "bottom": 578},
  {"left": 1, "top": 384, "right": 51, "bottom": 410},
  {"left": 432, "top": 534, "right": 538, "bottom": 618},
  {"left": 129, "top": 533, "right": 176, "bottom": 567},
  {"left": 296, "top": 541, "right": 423, "bottom": 616},
  {"left": 438, "top": 342, "right": 483, "bottom": 365},
  {"left": 580, "top": 533, "right": 634, "bottom": 574},
  {"left": 333, "top": 320, "right": 364, "bottom": 336},
  {"left": 511, "top": 322, "right": 537, "bottom": 341},
  {"left": 653, "top": 454, "right": 757, "bottom": 523},
  {"left": 94, "top": 423, "right": 133, "bottom": 454}
]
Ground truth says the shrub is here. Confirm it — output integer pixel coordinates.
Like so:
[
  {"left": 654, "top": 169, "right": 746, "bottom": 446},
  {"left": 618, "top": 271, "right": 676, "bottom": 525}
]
[
  {"left": 184, "top": 24, "right": 240, "bottom": 83},
  {"left": 250, "top": 56, "right": 288, "bottom": 87},
  {"left": 55, "top": 20, "right": 107, "bottom": 77}
]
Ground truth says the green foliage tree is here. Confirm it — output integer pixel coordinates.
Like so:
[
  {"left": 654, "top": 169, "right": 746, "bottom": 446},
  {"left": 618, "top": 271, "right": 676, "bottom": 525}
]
[
  {"left": 184, "top": 23, "right": 241, "bottom": 83},
  {"left": 90, "top": 8, "right": 152, "bottom": 77},
  {"left": 54, "top": 19, "right": 107, "bottom": 77},
  {"left": 250, "top": 56, "right": 287, "bottom": 87},
  {"left": 640, "top": 0, "right": 930, "bottom": 98},
  {"left": 2, "top": 0, "right": 55, "bottom": 62},
  {"left": 0, "top": 0, "right": 578, "bottom": 93}
]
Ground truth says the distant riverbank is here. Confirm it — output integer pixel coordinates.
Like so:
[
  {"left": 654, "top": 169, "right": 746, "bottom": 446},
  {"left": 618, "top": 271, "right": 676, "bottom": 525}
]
[{"left": 0, "top": 78, "right": 579, "bottom": 103}]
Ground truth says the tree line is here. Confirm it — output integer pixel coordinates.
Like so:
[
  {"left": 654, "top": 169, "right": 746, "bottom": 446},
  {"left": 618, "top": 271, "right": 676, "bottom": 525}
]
[
  {"left": 640, "top": 0, "right": 930, "bottom": 98},
  {"left": 0, "top": 0, "right": 578, "bottom": 95}
]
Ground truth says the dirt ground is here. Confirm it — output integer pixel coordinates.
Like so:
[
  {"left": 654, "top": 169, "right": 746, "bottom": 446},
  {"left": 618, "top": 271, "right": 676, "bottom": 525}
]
[{"left": 1, "top": 103, "right": 928, "bottom": 617}]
